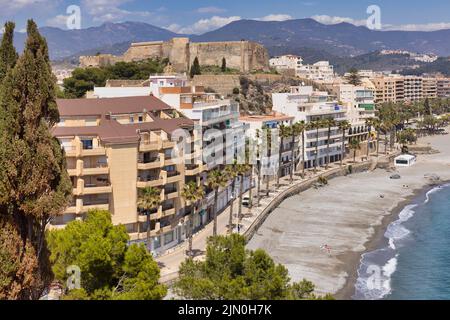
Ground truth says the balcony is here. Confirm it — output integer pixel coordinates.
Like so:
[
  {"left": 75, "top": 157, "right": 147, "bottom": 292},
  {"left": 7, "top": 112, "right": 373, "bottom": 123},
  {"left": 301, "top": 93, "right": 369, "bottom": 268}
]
[
  {"left": 137, "top": 157, "right": 162, "bottom": 170},
  {"left": 162, "top": 205, "right": 176, "bottom": 217},
  {"left": 81, "top": 146, "right": 106, "bottom": 157},
  {"left": 137, "top": 175, "right": 164, "bottom": 188},
  {"left": 139, "top": 141, "right": 161, "bottom": 152},
  {"left": 164, "top": 188, "right": 178, "bottom": 200},
  {"left": 83, "top": 163, "right": 109, "bottom": 176},
  {"left": 165, "top": 171, "right": 181, "bottom": 183},
  {"left": 162, "top": 140, "right": 176, "bottom": 149},
  {"left": 63, "top": 145, "right": 77, "bottom": 157},
  {"left": 83, "top": 183, "right": 112, "bottom": 195},
  {"left": 185, "top": 164, "right": 202, "bottom": 176}
]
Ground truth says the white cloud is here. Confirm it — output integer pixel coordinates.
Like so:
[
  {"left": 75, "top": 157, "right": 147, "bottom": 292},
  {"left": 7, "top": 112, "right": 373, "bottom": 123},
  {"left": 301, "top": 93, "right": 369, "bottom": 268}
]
[
  {"left": 0, "top": 0, "right": 56, "bottom": 16},
  {"left": 312, "top": 14, "right": 450, "bottom": 32},
  {"left": 257, "top": 14, "right": 292, "bottom": 22},
  {"left": 197, "top": 6, "right": 226, "bottom": 14},
  {"left": 384, "top": 23, "right": 450, "bottom": 32},
  {"left": 170, "top": 16, "right": 241, "bottom": 34},
  {"left": 81, "top": 0, "right": 151, "bottom": 23},
  {"left": 46, "top": 14, "right": 70, "bottom": 28},
  {"left": 311, "top": 15, "right": 367, "bottom": 26}
]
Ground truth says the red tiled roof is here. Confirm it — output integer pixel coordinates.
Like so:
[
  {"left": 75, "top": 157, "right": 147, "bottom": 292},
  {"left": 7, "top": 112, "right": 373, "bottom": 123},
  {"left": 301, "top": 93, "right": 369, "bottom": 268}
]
[
  {"left": 52, "top": 96, "right": 195, "bottom": 144},
  {"left": 56, "top": 96, "right": 171, "bottom": 117}
]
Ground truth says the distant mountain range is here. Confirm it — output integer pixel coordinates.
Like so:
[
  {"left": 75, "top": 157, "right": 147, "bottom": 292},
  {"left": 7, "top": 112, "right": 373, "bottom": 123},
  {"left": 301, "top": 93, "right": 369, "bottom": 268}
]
[{"left": 14, "top": 19, "right": 450, "bottom": 73}]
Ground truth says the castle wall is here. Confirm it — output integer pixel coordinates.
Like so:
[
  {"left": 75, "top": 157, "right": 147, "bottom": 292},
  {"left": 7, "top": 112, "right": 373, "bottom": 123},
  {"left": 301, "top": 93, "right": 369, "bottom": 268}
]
[{"left": 79, "top": 38, "right": 269, "bottom": 73}]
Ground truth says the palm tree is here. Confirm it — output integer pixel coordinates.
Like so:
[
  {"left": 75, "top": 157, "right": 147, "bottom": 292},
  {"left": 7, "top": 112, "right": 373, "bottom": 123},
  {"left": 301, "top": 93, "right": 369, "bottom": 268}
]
[
  {"left": 365, "top": 117, "right": 375, "bottom": 158},
  {"left": 289, "top": 122, "right": 300, "bottom": 183},
  {"left": 255, "top": 129, "right": 262, "bottom": 207},
  {"left": 323, "top": 118, "right": 336, "bottom": 169},
  {"left": 372, "top": 118, "right": 382, "bottom": 157},
  {"left": 338, "top": 120, "right": 351, "bottom": 166},
  {"left": 263, "top": 126, "right": 273, "bottom": 197},
  {"left": 296, "top": 121, "right": 307, "bottom": 178},
  {"left": 381, "top": 121, "right": 391, "bottom": 155},
  {"left": 236, "top": 163, "right": 251, "bottom": 232},
  {"left": 207, "top": 169, "right": 227, "bottom": 236},
  {"left": 349, "top": 138, "right": 361, "bottom": 163},
  {"left": 137, "top": 187, "right": 162, "bottom": 250},
  {"left": 224, "top": 163, "right": 238, "bottom": 234},
  {"left": 277, "top": 124, "right": 291, "bottom": 187},
  {"left": 181, "top": 181, "right": 205, "bottom": 256}
]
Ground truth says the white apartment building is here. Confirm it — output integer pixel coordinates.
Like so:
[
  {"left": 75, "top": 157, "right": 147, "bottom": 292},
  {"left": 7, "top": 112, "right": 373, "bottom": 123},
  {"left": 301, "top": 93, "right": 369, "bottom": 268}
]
[
  {"left": 272, "top": 86, "right": 346, "bottom": 168},
  {"left": 297, "top": 61, "right": 335, "bottom": 83},
  {"left": 269, "top": 55, "right": 303, "bottom": 72},
  {"left": 240, "top": 113, "right": 296, "bottom": 178}
]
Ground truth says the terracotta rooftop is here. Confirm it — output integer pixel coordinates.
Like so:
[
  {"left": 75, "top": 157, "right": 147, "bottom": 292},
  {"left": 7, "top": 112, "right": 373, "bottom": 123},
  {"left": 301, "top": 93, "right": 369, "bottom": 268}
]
[
  {"left": 56, "top": 96, "right": 171, "bottom": 117},
  {"left": 53, "top": 97, "right": 194, "bottom": 144}
]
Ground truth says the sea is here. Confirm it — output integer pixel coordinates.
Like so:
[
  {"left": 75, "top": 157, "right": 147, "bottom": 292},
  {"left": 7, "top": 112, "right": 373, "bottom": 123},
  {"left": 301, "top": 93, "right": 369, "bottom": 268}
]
[{"left": 353, "top": 183, "right": 450, "bottom": 300}]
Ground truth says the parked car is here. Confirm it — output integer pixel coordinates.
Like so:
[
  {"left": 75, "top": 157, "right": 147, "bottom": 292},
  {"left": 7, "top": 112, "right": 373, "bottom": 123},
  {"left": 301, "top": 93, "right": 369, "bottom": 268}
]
[{"left": 242, "top": 196, "right": 250, "bottom": 207}]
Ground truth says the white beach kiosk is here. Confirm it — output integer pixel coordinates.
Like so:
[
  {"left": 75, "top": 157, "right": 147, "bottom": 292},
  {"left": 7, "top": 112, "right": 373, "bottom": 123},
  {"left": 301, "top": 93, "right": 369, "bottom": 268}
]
[{"left": 394, "top": 154, "right": 417, "bottom": 167}]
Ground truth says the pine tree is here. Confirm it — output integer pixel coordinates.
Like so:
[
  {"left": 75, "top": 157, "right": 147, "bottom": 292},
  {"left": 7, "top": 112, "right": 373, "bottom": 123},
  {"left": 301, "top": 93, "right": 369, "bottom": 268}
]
[
  {"left": 221, "top": 57, "right": 227, "bottom": 72},
  {"left": 190, "top": 56, "right": 201, "bottom": 78},
  {"left": 0, "top": 21, "right": 18, "bottom": 82},
  {"left": 345, "top": 68, "right": 362, "bottom": 86},
  {"left": 0, "top": 20, "right": 72, "bottom": 299}
]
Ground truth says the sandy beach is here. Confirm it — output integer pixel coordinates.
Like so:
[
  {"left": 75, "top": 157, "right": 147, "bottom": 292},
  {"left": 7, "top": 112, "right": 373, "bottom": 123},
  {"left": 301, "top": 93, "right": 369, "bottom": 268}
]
[{"left": 247, "top": 127, "right": 450, "bottom": 299}]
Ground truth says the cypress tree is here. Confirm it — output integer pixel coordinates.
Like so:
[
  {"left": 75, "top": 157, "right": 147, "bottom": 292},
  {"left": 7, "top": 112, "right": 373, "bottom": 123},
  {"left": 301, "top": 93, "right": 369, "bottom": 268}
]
[
  {"left": 221, "top": 57, "right": 226, "bottom": 72},
  {"left": 0, "top": 21, "right": 18, "bottom": 82},
  {"left": 190, "top": 56, "right": 201, "bottom": 78},
  {"left": 0, "top": 20, "right": 72, "bottom": 299}
]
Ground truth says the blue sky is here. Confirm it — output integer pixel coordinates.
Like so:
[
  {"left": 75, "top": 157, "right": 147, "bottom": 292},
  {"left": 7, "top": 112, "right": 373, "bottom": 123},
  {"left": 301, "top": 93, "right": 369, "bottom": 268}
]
[{"left": 2, "top": 0, "right": 450, "bottom": 33}]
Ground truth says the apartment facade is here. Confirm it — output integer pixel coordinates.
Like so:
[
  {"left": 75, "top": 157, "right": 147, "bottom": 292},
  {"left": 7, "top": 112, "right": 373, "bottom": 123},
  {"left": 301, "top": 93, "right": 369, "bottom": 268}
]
[
  {"left": 51, "top": 96, "right": 206, "bottom": 255},
  {"left": 240, "top": 113, "right": 296, "bottom": 178},
  {"left": 92, "top": 74, "right": 250, "bottom": 230},
  {"left": 437, "top": 78, "right": 450, "bottom": 98},
  {"left": 272, "top": 86, "right": 347, "bottom": 168},
  {"left": 297, "top": 61, "right": 335, "bottom": 83},
  {"left": 269, "top": 55, "right": 303, "bottom": 73}
]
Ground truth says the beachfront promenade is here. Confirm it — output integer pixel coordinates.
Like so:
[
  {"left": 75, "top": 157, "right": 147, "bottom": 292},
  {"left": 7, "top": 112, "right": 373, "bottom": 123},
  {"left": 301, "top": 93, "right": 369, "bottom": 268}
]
[{"left": 157, "top": 151, "right": 398, "bottom": 283}]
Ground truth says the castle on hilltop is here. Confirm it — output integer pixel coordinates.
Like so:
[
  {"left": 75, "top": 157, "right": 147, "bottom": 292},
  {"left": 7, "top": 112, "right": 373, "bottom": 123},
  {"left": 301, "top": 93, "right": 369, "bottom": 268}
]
[{"left": 79, "top": 37, "right": 270, "bottom": 73}]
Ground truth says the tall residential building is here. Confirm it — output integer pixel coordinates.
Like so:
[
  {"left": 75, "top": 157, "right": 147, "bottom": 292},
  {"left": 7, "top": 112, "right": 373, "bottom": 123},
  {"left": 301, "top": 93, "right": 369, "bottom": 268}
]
[
  {"left": 403, "top": 76, "right": 423, "bottom": 102},
  {"left": 423, "top": 77, "right": 438, "bottom": 99},
  {"left": 272, "top": 86, "right": 347, "bottom": 168},
  {"left": 92, "top": 74, "right": 250, "bottom": 230},
  {"left": 437, "top": 78, "right": 450, "bottom": 98},
  {"left": 52, "top": 96, "right": 205, "bottom": 254},
  {"left": 372, "top": 76, "right": 399, "bottom": 104},
  {"left": 296, "top": 61, "right": 335, "bottom": 83}
]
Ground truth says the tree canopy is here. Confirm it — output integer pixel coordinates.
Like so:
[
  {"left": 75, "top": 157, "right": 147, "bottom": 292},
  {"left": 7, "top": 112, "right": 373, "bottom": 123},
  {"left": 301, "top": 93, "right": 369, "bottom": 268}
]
[
  {"left": 46, "top": 210, "right": 167, "bottom": 300},
  {"left": 63, "top": 58, "right": 169, "bottom": 98},
  {"left": 0, "top": 21, "right": 18, "bottom": 82},
  {"left": 173, "top": 234, "right": 333, "bottom": 300},
  {"left": 0, "top": 20, "right": 72, "bottom": 299}
]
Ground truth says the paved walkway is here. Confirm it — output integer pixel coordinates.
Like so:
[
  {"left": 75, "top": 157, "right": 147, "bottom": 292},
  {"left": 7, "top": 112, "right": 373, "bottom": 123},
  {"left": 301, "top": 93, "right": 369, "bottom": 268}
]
[{"left": 157, "top": 154, "right": 394, "bottom": 283}]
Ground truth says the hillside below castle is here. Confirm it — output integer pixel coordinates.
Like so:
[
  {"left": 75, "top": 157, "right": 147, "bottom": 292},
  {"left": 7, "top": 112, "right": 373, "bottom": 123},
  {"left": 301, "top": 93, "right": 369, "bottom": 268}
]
[{"left": 79, "top": 37, "right": 269, "bottom": 73}]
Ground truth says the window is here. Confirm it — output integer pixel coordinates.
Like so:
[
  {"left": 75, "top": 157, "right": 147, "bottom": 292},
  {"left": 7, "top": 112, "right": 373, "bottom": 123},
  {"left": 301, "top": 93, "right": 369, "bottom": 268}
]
[
  {"left": 164, "top": 231, "right": 174, "bottom": 244},
  {"left": 81, "top": 139, "right": 93, "bottom": 150},
  {"left": 138, "top": 115, "right": 143, "bottom": 123},
  {"left": 129, "top": 116, "right": 134, "bottom": 123},
  {"left": 153, "top": 236, "right": 161, "bottom": 249}
]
